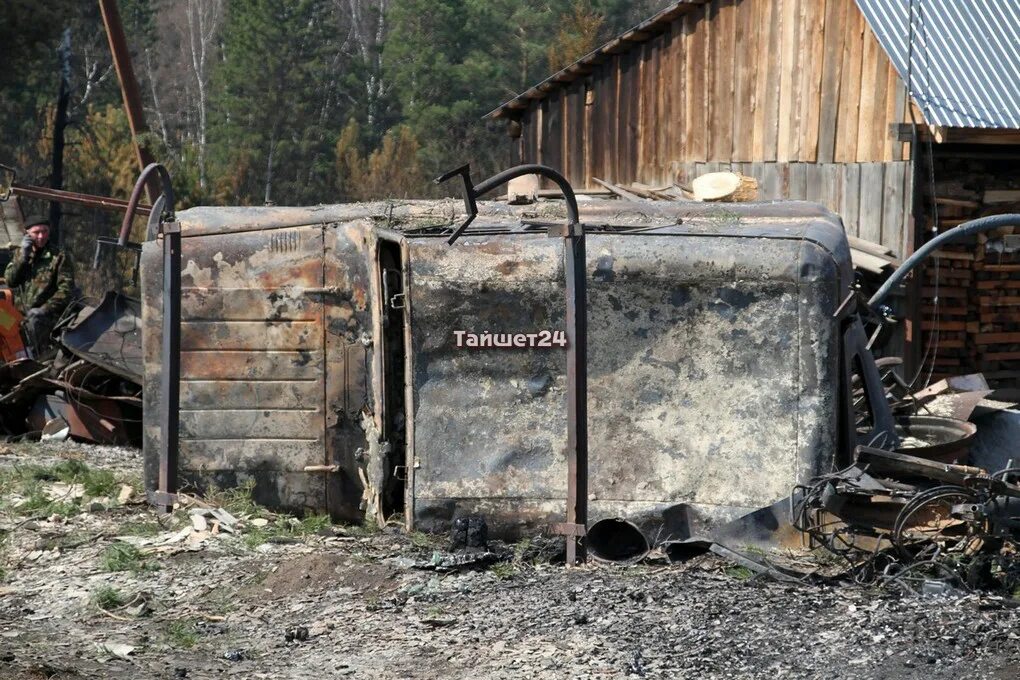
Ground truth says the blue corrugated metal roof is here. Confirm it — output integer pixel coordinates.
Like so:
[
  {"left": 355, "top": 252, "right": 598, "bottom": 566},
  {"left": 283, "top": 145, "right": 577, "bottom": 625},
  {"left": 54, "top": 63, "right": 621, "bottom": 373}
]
[{"left": 856, "top": 0, "right": 1020, "bottom": 129}]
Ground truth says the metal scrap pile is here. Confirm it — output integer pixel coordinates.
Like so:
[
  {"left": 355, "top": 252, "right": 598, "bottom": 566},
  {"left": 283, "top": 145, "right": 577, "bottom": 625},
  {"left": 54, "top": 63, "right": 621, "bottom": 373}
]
[
  {"left": 0, "top": 291, "right": 142, "bottom": 446},
  {"left": 793, "top": 441, "right": 1020, "bottom": 595}
]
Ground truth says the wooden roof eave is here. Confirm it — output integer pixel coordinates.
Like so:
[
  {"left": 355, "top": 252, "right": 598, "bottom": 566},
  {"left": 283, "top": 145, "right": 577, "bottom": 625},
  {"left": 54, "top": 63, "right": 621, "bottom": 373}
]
[{"left": 484, "top": 0, "right": 710, "bottom": 120}]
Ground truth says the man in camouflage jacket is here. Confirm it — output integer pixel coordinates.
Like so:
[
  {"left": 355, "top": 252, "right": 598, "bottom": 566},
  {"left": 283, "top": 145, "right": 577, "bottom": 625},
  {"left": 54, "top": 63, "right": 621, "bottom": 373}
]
[{"left": 3, "top": 216, "right": 74, "bottom": 353}]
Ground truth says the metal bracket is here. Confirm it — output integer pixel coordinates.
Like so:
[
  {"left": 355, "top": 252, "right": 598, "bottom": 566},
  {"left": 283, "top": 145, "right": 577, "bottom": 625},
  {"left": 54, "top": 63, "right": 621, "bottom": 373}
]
[
  {"left": 439, "top": 162, "right": 588, "bottom": 566},
  {"left": 303, "top": 465, "right": 340, "bottom": 473},
  {"left": 434, "top": 164, "right": 478, "bottom": 244},
  {"left": 552, "top": 522, "right": 587, "bottom": 537},
  {"left": 382, "top": 268, "right": 405, "bottom": 309},
  {"left": 146, "top": 489, "right": 179, "bottom": 510}
]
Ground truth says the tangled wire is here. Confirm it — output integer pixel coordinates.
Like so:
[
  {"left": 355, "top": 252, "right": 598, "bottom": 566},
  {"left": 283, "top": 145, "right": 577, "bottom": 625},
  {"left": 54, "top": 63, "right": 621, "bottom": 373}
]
[{"left": 792, "top": 465, "right": 1020, "bottom": 595}]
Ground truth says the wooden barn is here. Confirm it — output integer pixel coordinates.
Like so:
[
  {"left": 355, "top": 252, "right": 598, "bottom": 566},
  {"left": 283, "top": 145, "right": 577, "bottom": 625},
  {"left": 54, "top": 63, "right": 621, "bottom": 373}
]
[{"left": 487, "top": 0, "right": 1020, "bottom": 380}]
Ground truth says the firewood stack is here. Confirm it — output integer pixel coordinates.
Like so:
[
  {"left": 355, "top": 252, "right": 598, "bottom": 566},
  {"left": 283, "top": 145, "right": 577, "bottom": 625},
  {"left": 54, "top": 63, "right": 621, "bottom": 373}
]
[{"left": 920, "top": 191, "right": 1020, "bottom": 381}]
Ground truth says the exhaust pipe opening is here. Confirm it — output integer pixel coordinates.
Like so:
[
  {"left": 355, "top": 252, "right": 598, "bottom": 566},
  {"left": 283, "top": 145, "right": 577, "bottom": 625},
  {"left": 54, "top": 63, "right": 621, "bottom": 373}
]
[{"left": 586, "top": 518, "right": 650, "bottom": 563}]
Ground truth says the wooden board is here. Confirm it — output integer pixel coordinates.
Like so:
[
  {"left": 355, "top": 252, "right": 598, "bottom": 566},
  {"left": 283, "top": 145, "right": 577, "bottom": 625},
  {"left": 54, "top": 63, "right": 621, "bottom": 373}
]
[
  {"left": 752, "top": 0, "right": 781, "bottom": 160},
  {"left": 835, "top": 0, "right": 864, "bottom": 163},
  {"left": 856, "top": 23, "right": 886, "bottom": 162},
  {"left": 683, "top": 8, "right": 708, "bottom": 162},
  {"left": 817, "top": 0, "right": 845, "bottom": 164},
  {"left": 840, "top": 163, "right": 861, "bottom": 236},
  {"left": 880, "top": 162, "right": 906, "bottom": 255},
  {"left": 976, "top": 332, "right": 1020, "bottom": 346},
  {"left": 798, "top": 0, "right": 825, "bottom": 162},
  {"left": 733, "top": 0, "right": 757, "bottom": 161},
  {"left": 710, "top": 0, "right": 736, "bottom": 161},
  {"left": 858, "top": 163, "right": 885, "bottom": 244},
  {"left": 776, "top": 0, "right": 801, "bottom": 161}
]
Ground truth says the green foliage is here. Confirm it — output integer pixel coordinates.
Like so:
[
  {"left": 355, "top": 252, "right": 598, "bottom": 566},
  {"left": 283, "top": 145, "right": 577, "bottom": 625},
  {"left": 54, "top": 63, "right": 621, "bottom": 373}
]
[
  {"left": 90, "top": 585, "right": 126, "bottom": 610},
  {"left": 166, "top": 620, "right": 199, "bottom": 648},
  {"left": 100, "top": 542, "right": 154, "bottom": 572},
  {"left": 2, "top": 0, "right": 671, "bottom": 214},
  {"left": 489, "top": 562, "right": 517, "bottom": 580},
  {"left": 0, "top": 461, "right": 121, "bottom": 518},
  {"left": 209, "top": 0, "right": 347, "bottom": 204},
  {"left": 119, "top": 520, "right": 163, "bottom": 537},
  {"left": 547, "top": 1, "right": 606, "bottom": 72},
  {"left": 205, "top": 479, "right": 260, "bottom": 518},
  {"left": 725, "top": 566, "right": 754, "bottom": 581},
  {"left": 336, "top": 120, "right": 426, "bottom": 201},
  {"left": 241, "top": 513, "right": 333, "bottom": 549},
  {"left": 408, "top": 531, "right": 437, "bottom": 549}
]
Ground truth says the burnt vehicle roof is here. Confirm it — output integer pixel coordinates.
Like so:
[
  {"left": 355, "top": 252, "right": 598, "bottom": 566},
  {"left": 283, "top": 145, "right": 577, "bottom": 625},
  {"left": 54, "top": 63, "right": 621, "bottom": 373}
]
[
  {"left": 175, "top": 198, "right": 845, "bottom": 240},
  {"left": 174, "top": 199, "right": 853, "bottom": 293}
]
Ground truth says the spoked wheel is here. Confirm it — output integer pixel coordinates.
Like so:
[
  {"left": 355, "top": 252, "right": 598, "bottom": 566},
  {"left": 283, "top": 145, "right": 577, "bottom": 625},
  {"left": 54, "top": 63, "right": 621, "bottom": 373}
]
[{"left": 892, "top": 486, "right": 987, "bottom": 562}]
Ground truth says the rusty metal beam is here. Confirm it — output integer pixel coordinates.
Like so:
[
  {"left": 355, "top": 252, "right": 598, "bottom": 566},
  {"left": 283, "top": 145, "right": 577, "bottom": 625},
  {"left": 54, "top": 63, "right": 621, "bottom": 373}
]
[
  {"left": 11, "top": 183, "right": 151, "bottom": 215},
  {"left": 98, "top": 0, "right": 159, "bottom": 204}
]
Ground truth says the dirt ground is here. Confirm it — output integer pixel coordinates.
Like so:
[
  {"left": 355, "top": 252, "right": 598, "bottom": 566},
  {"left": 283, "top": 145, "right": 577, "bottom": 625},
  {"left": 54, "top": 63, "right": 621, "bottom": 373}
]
[{"left": 2, "top": 442, "right": 1020, "bottom": 680}]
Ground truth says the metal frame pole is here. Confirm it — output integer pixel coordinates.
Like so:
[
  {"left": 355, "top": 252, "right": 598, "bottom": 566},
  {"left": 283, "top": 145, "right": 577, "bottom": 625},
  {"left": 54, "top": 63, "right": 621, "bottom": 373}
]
[
  {"left": 437, "top": 163, "right": 588, "bottom": 564},
  {"left": 98, "top": 0, "right": 160, "bottom": 205}
]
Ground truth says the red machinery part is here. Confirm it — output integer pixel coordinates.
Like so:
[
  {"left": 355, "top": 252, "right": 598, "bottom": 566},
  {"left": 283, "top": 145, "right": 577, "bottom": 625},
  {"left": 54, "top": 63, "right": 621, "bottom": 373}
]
[{"left": 0, "top": 289, "right": 28, "bottom": 363}]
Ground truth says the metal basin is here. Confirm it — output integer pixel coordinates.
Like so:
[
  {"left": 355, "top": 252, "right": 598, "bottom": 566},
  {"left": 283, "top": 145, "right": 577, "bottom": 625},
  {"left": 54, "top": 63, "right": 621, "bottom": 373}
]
[{"left": 895, "top": 415, "right": 977, "bottom": 464}]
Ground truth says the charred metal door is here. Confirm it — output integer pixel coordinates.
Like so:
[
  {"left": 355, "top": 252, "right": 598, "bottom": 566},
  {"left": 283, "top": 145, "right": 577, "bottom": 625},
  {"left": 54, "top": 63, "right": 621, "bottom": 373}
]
[
  {"left": 322, "top": 221, "right": 375, "bottom": 521},
  {"left": 171, "top": 226, "right": 331, "bottom": 514}
]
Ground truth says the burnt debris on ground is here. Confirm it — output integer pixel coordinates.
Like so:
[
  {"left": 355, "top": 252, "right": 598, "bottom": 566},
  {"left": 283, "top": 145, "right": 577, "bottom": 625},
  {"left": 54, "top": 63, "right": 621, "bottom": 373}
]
[
  {"left": 3, "top": 442, "right": 1020, "bottom": 680},
  {"left": 0, "top": 291, "right": 141, "bottom": 446}
]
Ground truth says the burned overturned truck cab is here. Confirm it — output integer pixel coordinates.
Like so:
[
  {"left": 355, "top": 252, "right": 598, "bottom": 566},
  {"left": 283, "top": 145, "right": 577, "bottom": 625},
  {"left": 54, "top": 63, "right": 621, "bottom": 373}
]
[{"left": 141, "top": 199, "right": 854, "bottom": 536}]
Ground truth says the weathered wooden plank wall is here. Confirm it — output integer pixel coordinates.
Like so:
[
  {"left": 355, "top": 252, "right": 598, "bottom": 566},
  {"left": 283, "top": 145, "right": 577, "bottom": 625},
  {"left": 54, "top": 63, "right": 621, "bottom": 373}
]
[
  {"left": 674, "top": 161, "right": 912, "bottom": 256},
  {"left": 517, "top": 0, "right": 911, "bottom": 189}
]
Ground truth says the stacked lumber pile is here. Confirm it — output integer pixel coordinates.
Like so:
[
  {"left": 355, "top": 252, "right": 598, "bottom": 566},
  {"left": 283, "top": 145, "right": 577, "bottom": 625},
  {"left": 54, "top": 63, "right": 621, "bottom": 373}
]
[
  {"left": 920, "top": 190, "right": 1020, "bottom": 380},
  {"left": 922, "top": 241, "right": 977, "bottom": 379},
  {"left": 975, "top": 230, "right": 1020, "bottom": 371}
]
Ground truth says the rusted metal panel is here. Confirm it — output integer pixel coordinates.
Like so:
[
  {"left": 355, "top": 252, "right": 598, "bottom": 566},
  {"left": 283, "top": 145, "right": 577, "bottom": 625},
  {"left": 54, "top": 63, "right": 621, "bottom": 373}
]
[
  {"left": 143, "top": 198, "right": 852, "bottom": 531},
  {"left": 407, "top": 211, "right": 851, "bottom": 535},
  {"left": 142, "top": 218, "right": 376, "bottom": 519},
  {"left": 144, "top": 225, "right": 329, "bottom": 515}
]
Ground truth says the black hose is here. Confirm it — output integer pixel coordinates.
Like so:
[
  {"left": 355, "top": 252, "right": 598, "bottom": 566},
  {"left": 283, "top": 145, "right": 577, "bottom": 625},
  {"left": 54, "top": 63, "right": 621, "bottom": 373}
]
[{"left": 868, "top": 214, "right": 1020, "bottom": 310}]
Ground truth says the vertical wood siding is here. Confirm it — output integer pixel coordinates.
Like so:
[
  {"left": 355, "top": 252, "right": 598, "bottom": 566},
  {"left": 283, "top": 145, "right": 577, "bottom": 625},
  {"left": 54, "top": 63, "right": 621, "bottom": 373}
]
[{"left": 517, "top": 0, "right": 911, "bottom": 186}]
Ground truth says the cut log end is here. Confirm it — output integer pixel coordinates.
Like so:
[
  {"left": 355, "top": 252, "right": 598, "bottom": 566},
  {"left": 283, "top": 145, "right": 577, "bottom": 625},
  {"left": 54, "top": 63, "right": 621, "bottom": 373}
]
[{"left": 691, "top": 172, "right": 759, "bottom": 202}]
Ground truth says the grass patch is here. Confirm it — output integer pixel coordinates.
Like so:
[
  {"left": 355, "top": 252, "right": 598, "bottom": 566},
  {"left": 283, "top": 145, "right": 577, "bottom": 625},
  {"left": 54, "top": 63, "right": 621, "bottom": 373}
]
[
  {"left": 243, "top": 526, "right": 271, "bottom": 550},
  {"left": 91, "top": 585, "right": 126, "bottom": 610},
  {"left": 119, "top": 520, "right": 163, "bottom": 537},
  {"left": 408, "top": 531, "right": 437, "bottom": 549},
  {"left": 345, "top": 518, "right": 382, "bottom": 538},
  {"left": 0, "top": 460, "right": 126, "bottom": 518},
  {"left": 101, "top": 542, "right": 155, "bottom": 572},
  {"left": 204, "top": 479, "right": 260, "bottom": 517},
  {"left": 513, "top": 537, "right": 532, "bottom": 563},
  {"left": 166, "top": 620, "right": 198, "bottom": 649},
  {"left": 724, "top": 566, "right": 754, "bottom": 581},
  {"left": 240, "top": 513, "right": 333, "bottom": 549},
  {"left": 298, "top": 514, "right": 330, "bottom": 534},
  {"left": 12, "top": 482, "right": 78, "bottom": 517},
  {"left": 489, "top": 562, "right": 517, "bottom": 580},
  {"left": 82, "top": 469, "right": 118, "bottom": 498}
]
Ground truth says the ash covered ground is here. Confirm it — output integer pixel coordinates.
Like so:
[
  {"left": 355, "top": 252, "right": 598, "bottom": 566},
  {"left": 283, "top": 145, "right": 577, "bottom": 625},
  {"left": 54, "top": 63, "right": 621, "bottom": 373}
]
[{"left": 1, "top": 442, "right": 1019, "bottom": 680}]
